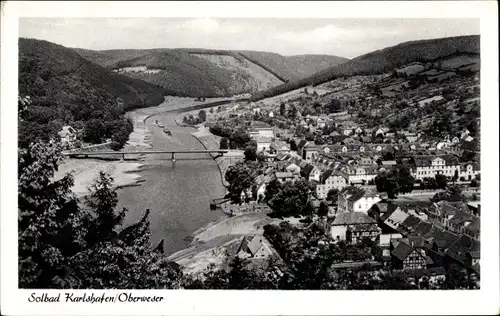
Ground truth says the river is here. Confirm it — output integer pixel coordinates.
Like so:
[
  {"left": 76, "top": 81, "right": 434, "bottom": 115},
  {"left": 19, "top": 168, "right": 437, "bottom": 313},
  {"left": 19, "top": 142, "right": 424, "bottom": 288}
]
[{"left": 116, "top": 109, "right": 227, "bottom": 255}]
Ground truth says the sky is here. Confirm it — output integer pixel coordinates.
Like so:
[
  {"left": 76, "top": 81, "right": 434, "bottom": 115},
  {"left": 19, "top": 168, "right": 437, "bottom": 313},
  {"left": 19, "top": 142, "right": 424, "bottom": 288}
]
[{"left": 19, "top": 18, "right": 479, "bottom": 59}]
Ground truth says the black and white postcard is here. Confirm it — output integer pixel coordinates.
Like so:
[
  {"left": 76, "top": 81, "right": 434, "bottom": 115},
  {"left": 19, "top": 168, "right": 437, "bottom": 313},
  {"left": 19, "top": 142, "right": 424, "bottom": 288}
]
[{"left": 1, "top": 1, "right": 499, "bottom": 315}]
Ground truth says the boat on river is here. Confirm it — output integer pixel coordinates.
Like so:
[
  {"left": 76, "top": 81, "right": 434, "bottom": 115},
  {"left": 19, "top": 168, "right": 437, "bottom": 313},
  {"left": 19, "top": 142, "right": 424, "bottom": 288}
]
[{"left": 163, "top": 128, "right": 172, "bottom": 136}]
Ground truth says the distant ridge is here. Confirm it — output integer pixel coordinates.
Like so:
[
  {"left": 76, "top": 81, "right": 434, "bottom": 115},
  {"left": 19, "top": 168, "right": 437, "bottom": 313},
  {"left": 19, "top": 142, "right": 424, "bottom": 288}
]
[
  {"left": 73, "top": 47, "right": 347, "bottom": 97},
  {"left": 250, "top": 35, "right": 480, "bottom": 101}
]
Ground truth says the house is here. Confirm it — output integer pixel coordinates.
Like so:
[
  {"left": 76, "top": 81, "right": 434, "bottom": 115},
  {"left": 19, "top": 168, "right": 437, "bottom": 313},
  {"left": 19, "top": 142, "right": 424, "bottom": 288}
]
[
  {"left": 329, "top": 212, "right": 381, "bottom": 244},
  {"left": 302, "top": 144, "right": 318, "bottom": 162},
  {"left": 464, "top": 135, "right": 474, "bottom": 142},
  {"left": 374, "top": 127, "right": 389, "bottom": 138},
  {"left": 379, "top": 205, "right": 409, "bottom": 232},
  {"left": 300, "top": 163, "right": 321, "bottom": 182},
  {"left": 444, "top": 235, "right": 480, "bottom": 268},
  {"left": 254, "top": 136, "right": 273, "bottom": 152},
  {"left": 275, "top": 172, "right": 295, "bottom": 183},
  {"left": 411, "top": 155, "right": 461, "bottom": 180},
  {"left": 379, "top": 233, "right": 403, "bottom": 262},
  {"left": 285, "top": 162, "right": 301, "bottom": 175},
  {"left": 237, "top": 235, "right": 274, "bottom": 259},
  {"left": 268, "top": 111, "right": 274, "bottom": 118},
  {"left": 391, "top": 238, "right": 427, "bottom": 270},
  {"left": 270, "top": 141, "right": 291, "bottom": 154},
  {"left": 337, "top": 187, "right": 381, "bottom": 214},
  {"left": 316, "top": 170, "right": 348, "bottom": 199},
  {"left": 58, "top": 125, "right": 77, "bottom": 146},
  {"left": 249, "top": 122, "right": 274, "bottom": 138},
  {"left": 338, "top": 165, "right": 378, "bottom": 185}
]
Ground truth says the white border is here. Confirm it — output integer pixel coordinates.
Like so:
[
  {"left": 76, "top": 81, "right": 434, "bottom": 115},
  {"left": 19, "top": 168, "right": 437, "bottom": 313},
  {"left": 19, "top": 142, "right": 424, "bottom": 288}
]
[{"left": 1, "top": 1, "right": 499, "bottom": 315}]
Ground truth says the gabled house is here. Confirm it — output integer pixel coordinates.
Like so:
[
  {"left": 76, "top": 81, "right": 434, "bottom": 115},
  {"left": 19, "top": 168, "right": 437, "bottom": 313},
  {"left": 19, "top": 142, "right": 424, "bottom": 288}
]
[
  {"left": 237, "top": 235, "right": 274, "bottom": 259},
  {"left": 337, "top": 187, "right": 381, "bottom": 214},
  {"left": 329, "top": 212, "right": 381, "bottom": 244},
  {"left": 58, "top": 125, "right": 77, "bottom": 146},
  {"left": 316, "top": 170, "right": 348, "bottom": 199},
  {"left": 391, "top": 239, "right": 427, "bottom": 270}
]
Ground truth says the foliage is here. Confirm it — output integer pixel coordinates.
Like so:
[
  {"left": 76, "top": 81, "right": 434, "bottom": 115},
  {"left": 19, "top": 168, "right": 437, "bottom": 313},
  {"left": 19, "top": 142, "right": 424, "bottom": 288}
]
[
  {"left": 224, "top": 161, "right": 261, "bottom": 203},
  {"left": 318, "top": 201, "right": 329, "bottom": 217},
  {"left": 252, "top": 35, "right": 479, "bottom": 102},
  {"left": 435, "top": 174, "right": 448, "bottom": 189},
  {"left": 219, "top": 137, "right": 229, "bottom": 149},
  {"left": 198, "top": 110, "right": 207, "bottom": 122},
  {"left": 244, "top": 146, "right": 257, "bottom": 162},
  {"left": 18, "top": 140, "right": 182, "bottom": 289},
  {"left": 19, "top": 39, "right": 166, "bottom": 149},
  {"left": 326, "top": 188, "right": 339, "bottom": 204},
  {"left": 268, "top": 178, "right": 315, "bottom": 216},
  {"left": 431, "top": 186, "right": 467, "bottom": 203}
]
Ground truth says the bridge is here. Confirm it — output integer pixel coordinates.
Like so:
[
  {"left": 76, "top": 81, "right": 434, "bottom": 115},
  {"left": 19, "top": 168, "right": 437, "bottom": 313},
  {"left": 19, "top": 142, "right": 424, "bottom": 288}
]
[{"left": 63, "top": 149, "right": 231, "bottom": 161}]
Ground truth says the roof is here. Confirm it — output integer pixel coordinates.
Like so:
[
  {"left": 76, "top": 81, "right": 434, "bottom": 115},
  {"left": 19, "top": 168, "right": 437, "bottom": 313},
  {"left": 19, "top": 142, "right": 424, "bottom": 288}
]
[
  {"left": 253, "top": 136, "right": 273, "bottom": 143},
  {"left": 347, "top": 190, "right": 366, "bottom": 202},
  {"left": 253, "top": 122, "right": 271, "bottom": 129},
  {"left": 331, "top": 212, "right": 377, "bottom": 226},
  {"left": 444, "top": 235, "right": 480, "bottom": 264},
  {"left": 415, "top": 221, "right": 433, "bottom": 236},
  {"left": 301, "top": 164, "right": 315, "bottom": 177},
  {"left": 275, "top": 172, "right": 294, "bottom": 178},
  {"left": 391, "top": 241, "right": 416, "bottom": 261},
  {"left": 400, "top": 215, "right": 422, "bottom": 233},
  {"left": 424, "top": 227, "right": 459, "bottom": 251},
  {"left": 319, "top": 169, "right": 334, "bottom": 184}
]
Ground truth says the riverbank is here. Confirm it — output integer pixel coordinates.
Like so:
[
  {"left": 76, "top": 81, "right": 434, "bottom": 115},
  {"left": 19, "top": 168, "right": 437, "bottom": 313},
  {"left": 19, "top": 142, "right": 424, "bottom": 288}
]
[{"left": 167, "top": 212, "right": 280, "bottom": 274}]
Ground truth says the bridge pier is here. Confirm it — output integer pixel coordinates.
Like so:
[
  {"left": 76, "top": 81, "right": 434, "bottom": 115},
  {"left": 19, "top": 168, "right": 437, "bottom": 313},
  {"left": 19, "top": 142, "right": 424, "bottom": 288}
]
[{"left": 171, "top": 152, "right": 176, "bottom": 162}]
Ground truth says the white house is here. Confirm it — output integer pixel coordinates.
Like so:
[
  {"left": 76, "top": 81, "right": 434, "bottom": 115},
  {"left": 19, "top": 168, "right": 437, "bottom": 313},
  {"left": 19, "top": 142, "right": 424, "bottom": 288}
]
[
  {"left": 316, "top": 170, "right": 348, "bottom": 199},
  {"left": 58, "top": 125, "right": 77, "bottom": 146},
  {"left": 237, "top": 235, "right": 274, "bottom": 259},
  {"left": 255, "top": 136, "right": 273, "bottom": 152},
  {"left": 411, "top": 156, "right": 462, "bottom": 180},
  {"left": 337, "top": 187, "right": 382, "bottom": 214},
  {"left": 330, "top": 212, "right": 381, "bottom": 244}
]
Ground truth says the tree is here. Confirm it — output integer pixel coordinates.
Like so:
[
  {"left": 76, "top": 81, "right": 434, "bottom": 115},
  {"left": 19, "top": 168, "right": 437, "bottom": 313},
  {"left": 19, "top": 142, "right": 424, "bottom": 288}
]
[
  {"left": 224, "top": 162, "right": 258, "bottom": 203},
  {"left": 244, "top": 146, "right": 257, "bottom": 162},
  {"left": 452, "top": 170, "right": 459, "bottom": 184},
  {"left": 229, "top": 129, "right": 251, "bottom": 149},
  {"left": 288, "top": 105, "right": 298, "bottom": 119},
  {"left": 198, "top": 110, "right": 207, "bottom": 122},
  {"left": 18, "top": 140, "right": 184, "bottom": 289},
  {"left": 318, "top": 201, "right": 329, "bottom": 218},
  {"left": 435, "top": 174, "right": 448, "bottom": 189},
  {"left": 264, "top": 178, "right": 282, "bottom": 202},
  {"left": 289, "top": 140, "right": 298, "bottom": 151},
  {"left": 219, "top": 137, "right": 229, "bottom": 149},
  {"left": 18, "top": 141, "right": 82, "bottom": 288},
  {"left": 326, "top": 188, "right": 339, "bottom": 204},
  {"left": 431, "top": 186, "right": 467, "bottom": 203},
  {"left": 280, "top": 103, "right": 286, "bottom": 116},
  {"left": 268, "top": 178, "right": 314, "bottom": 216},
  {"left": 81, "top": 171, "right": 126, "bottom": 247}
]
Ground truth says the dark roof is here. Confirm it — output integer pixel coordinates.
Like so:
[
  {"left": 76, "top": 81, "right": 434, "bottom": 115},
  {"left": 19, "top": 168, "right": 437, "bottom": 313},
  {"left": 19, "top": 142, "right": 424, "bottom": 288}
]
[
  {"left": 319, "top": 169, "right": 334, "bottom": 184},
  {"left": 424, "top": 227, "right": 459, "bottom": 251},
  {"left": 391, "top": 241, "right": 415, "bottom": 261},
  {"left": 400, "top": 215, "right": 422, "bottom": 233},
  {"left": 379, "top": 203, "right": 401, "bottom": 222},
  {"left": 444, "top": 235, "right": 480, "bottom": 264},
  {"left": 346, "top": 188, "right": 366, "bottom": 202},
  {"left": 300, "top": 164, "right": 314, "bottom": 177},
  {"left": 415, "top": 221, "right": 433, "bottom": 236},
  {"left": 332, "top": 212, "right": 377, "bottom": 225}
]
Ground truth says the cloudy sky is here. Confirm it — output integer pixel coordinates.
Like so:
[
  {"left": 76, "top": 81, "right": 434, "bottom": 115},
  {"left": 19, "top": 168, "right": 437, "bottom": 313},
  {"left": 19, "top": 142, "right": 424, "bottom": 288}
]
[{"left": 19, "top": 18, "right": 479, "bottom": 58}]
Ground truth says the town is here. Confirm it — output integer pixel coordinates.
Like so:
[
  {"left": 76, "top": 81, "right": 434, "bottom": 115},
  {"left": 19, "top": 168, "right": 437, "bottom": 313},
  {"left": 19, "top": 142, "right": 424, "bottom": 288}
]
[{"left": 194, "top": 55, "right": 481, "bottom": 289}]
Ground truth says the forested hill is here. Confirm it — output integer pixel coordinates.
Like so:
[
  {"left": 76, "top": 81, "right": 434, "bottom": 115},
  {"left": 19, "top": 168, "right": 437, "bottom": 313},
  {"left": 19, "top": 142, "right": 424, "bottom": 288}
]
[
  {"left": 73, "top": 47, "right": 348, "bottom": 97},
  {"left": 18, "top": 38, "right": 168, "bottom": 148},
  {"left": 251, "top": 35, "right": 480, "bottom": 101}
]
